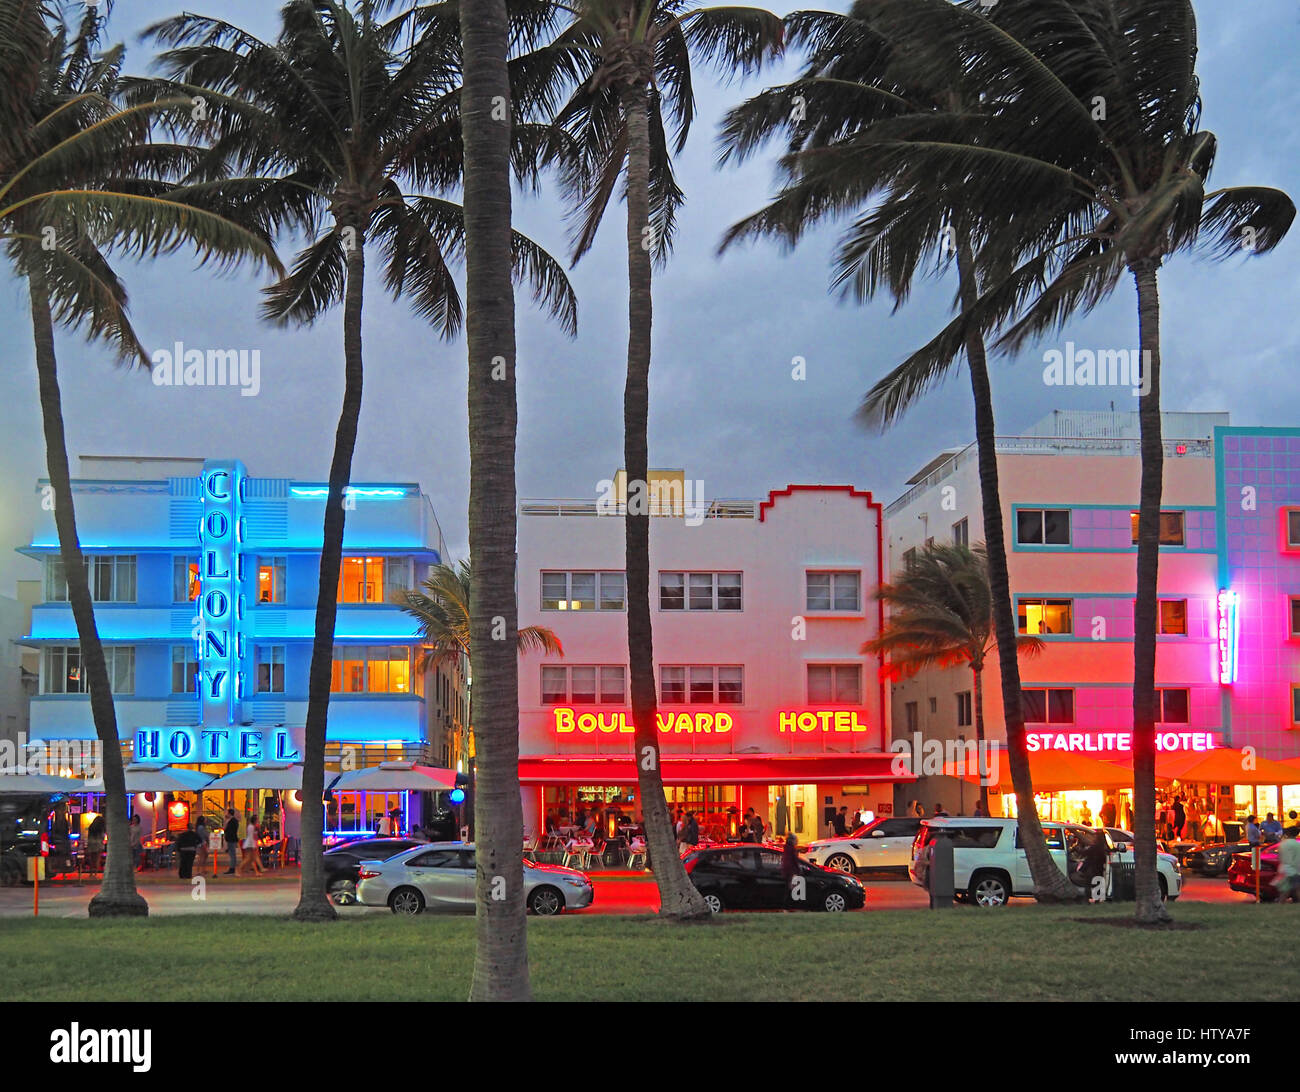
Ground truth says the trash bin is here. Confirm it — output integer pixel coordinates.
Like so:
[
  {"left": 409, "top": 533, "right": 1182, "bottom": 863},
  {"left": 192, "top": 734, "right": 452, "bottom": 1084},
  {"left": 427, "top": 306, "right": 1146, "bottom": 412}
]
[{"left": 1110, "top": 860, "right": 1136, "bottom": 901}]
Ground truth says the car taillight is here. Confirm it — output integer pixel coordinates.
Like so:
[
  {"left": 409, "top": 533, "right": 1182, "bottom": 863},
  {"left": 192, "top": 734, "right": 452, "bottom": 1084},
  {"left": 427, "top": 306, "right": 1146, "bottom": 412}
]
[
  {"left": 683, "top": 857, "right": 698, "bottom": 874},
  {"left": 358, "top": 868, "right": 382, "bottom": 880}
]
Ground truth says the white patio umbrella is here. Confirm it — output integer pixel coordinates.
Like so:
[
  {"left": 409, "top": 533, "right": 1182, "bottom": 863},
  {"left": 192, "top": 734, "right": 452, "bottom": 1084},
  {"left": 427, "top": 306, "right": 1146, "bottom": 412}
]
[
  {"left": 82, "top": 765, "right": 216, "bottom": 794},
  {"left": 0, "top": 769, "right": 89, "bottom": 794},
  {"left": 205, "top": 763, "right": 313, "bottom": 791},
  {"left": 330, "top": 761, "right": 458, "bottom": 792}
]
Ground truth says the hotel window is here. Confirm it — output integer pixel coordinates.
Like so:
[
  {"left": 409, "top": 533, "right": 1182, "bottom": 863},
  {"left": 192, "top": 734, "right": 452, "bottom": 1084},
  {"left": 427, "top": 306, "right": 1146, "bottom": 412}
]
[
  {"left": 1130, "top": 510, "right": 1186, "bottom": 546},
  {"left": 805, "top": 571, "right": 861, "bottom": 612},
  {"left": 1157, "top": 688, "right": 1190, "bottom": 724},
  {"left": 1159, "top": 599, "right": 1188, "bottom": 636},
  {"left": 957, "top": 691, "right": 973, "bottom": 727},
  {"left": 338, "top": 557, "right": 409, "bottom": 604},
  {"left": 45, "top": 555, "right": 136, "bottom": 602},
  {"left": 173, "top": 556, "right": 200, "bottom": 602},
  {"left": 330, "top": 645, "right": 417, "bottom": 694},
  {"left": 1021, "top": 687, "right": 1074, "bottom": 724},
  {"left": 43, "top": 645, "right": 134, "bottom": 694},
  {"left": 257, "top": 646, "right": 286, "bottom": 694},
  {"left": 542, "top": 571, "right": 624, "bottom": 611},
  {"left": 171, "top": 645, "right": 199, "bottom": 695},
  {"left": 902, "top": 548, "right": 918, "bottom": 571},
  {"left": 905, "top": 702, "right": 919, "bottom": 732},
  {"left": 659, "top": 572, "right": 743, "bottom": 611},
  {"left": 807, "top": 664, "right": 863, "bottom": 704},
  {"left": 541, "top": 664, "right": 624, "bottom": 704},
  {"left": 1289, "top": 510, "right": 1300, "bottom": 549},
  {"left": 257, "top": 557, "right": 287, "bottom": 604},
  {"left": 952, "top": 518, "right": 969, "bottom": 547},
  {"left": 660, "top": 665, "right": 743, "bottom": 705},
  {"left": 1016, "top": 509, "right": 1071, "bottom": 546},
  {"left": 1290, "top": 597, "right": 1300, "bottom": 638},
  {"left": 1018, "top": 598, "right": 1073, "bottom": 636}
]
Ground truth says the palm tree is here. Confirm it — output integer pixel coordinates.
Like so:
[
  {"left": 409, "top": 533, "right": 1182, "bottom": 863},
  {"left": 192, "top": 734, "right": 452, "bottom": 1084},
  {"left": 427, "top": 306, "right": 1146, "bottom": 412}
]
[
  {"left": 139, "top": 0, "right": 578, "bottom": 923},
  {"left": 529, "top": 0, "right": 784, "bottom": 920},
  {"left": 458, "top": 0, "right": 534, "bottom": 1002},
  {"left": 399, "top": 559, "right": 563, "bottom": 769},
  {"left": 718, "top": 1, "right": 1080, "bottom": 898},
  {"left": 864, "top": 544, "right": 1043, "bottom": 815},
  {"left": 1, "top": 0, "right": 279, "bottom": 917},
  {"left": 815, "top": 0, "right": 1293, "bottom": 922}
]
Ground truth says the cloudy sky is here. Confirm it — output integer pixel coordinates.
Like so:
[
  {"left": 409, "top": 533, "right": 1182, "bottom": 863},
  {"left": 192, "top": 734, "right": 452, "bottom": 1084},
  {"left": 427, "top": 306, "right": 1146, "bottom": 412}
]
[{"left": 1, "top": 0, "right": 1297, "bottom": 594}]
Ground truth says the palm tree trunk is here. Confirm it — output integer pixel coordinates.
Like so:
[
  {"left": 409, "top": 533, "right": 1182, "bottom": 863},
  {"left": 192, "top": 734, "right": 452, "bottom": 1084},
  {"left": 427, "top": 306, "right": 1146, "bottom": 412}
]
[
  {"left": 28, "top": 263, "right": 146, "bottom": 917},
  {"left": 292, "top": 227, "right": 366, "bottom": 923},
  {"left": 462, "top": 0, "right": 532, "bottom": 1001},
  {"left": 620, "top": 83, "right": 711, "bottom": 920},
  {"left": 1129, "top": 257, "right": 1170, "bottom": 924},
  {"left": 971, "top": 661, "right": 988, "bottom": 816},
  {"left": 955, "top": 236, "right": 1076, "bottom": 899}
]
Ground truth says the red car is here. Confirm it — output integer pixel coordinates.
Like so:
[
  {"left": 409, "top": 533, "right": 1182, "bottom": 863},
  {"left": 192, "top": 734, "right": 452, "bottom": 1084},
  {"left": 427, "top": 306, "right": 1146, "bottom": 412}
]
[{"left": 1227, "top": 845, "right": 1280, "bottom": 899}]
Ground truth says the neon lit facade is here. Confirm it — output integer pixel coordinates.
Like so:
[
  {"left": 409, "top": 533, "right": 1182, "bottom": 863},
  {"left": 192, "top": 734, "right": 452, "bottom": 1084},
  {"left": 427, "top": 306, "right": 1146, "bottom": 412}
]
[
  {"left": 516, "top": 478, "right": 900, "bottom": 839},
  {"left": 21, "top": 456, "right": 466, "bottom": 832}
]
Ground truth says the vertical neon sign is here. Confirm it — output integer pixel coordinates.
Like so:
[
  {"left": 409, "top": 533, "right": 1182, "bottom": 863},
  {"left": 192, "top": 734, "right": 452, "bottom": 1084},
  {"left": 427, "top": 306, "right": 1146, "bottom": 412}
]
[
  {"left": 1216, "top": 589, "right": 1239, "bottom": 685},
  {"left": 199, "top": 460, "right": 249, "bottom": 728}
]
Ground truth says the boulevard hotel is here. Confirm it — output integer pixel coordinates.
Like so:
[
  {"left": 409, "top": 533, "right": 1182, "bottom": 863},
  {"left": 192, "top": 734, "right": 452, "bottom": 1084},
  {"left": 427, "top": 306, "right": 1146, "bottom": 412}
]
[{"left": 515, "top": 474, "right": 905, "bottom": 840}]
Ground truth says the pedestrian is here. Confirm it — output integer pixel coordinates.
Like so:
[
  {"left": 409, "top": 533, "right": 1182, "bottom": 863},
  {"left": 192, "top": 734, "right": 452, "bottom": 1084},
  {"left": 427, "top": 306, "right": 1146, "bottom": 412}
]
[
  {"left": 850, "top": 809, "right": 863, "bottom": 830},
  {"left": 749, "top": 811, "right": 766, "bottom": 843},
  {"left": 1246, "top": 814, "right": 1262, "bottom": 848},
  {"left": 174, "top": 824, "right": 202, "bottom": 880},
  {"left": 831, "top": 806, "right": 849, "bottom": 836},
  {"left": 1277, "top": 827, "right": 1300, "bottom": 904},
  {"left": 677, "top": 810, "right": 699, "bottom": 855},
  {"left": 1082, "top": 830, "right": 1109, "bottom": 902},
  {"left": 1079, "top": 802, "right": 1093, "bottom": 827},
  {"left": 1100, "top": 796, "right": 1117, "bottom": 829},
  {"left": 194, "top": 814, "right": 210, "bottom": 871},
  {"left": 1262, "top": 813, "right": 1283, "bottom": 842},
  {"left": 1124, "top": 801, "right": 1134, "bottom": 830},
  {"left": 674, "top": 809, "right": 685, "bottom": 837},
  {"left": 222, "top": 808, "right": 239, "bottom": 874},
  {"left": 1172, "top": 796, "right": 1186, "bottom": 839},
  {"left": 238, "top": 813, "right": 263, "bottom": 875},
  {"left": 128, "top": 814, "right": 143, "bottom": 873},
  {"left": 1184, "top": 798, "right": 1201, "bottom": 842},
  {"left": 85, "top": 814, "right": 106, "bottom": 873},
  {"left": 972, "top": 801, "right": 988, "bottom": 818},
  {"left": 781, "top": 833, "right": 800, "bottom": 910},
  {"left": 933, "top": 802, "right": 949, "bottom": 817},
  {"left": 377, "top": 811, "right": 392, "bottom": 837}
]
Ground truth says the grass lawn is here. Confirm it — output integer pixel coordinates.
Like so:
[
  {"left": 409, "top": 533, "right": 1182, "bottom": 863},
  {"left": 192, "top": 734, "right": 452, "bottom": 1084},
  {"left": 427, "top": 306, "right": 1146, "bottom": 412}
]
[{"left": 3, "top": 903, "right": 1293, "bottom": 1002}]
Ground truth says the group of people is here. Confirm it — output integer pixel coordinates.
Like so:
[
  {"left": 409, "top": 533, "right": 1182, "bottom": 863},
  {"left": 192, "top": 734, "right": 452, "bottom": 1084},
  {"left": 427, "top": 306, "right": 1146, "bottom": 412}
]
[{"left": 903, "top": 800, "right": 955, "bottom": 819}]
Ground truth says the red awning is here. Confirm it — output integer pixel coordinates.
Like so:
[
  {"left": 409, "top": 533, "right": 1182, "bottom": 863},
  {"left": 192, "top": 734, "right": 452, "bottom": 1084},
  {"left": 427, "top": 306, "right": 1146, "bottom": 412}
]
[{"left": 517, "top": 753, "right": 911, "bottom": 785}]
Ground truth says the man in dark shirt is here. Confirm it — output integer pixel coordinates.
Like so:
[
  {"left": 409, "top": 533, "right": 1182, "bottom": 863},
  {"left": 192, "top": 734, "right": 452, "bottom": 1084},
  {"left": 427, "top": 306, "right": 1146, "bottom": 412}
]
[
  {"left": 831, "top": 806, "right": 849, "bottom": 836},
  {"left": 174, "top": 826, "right": 202, "bottom": 880},
  {"left": 223, "top": 809, "right": 239, "bottom": 874}
]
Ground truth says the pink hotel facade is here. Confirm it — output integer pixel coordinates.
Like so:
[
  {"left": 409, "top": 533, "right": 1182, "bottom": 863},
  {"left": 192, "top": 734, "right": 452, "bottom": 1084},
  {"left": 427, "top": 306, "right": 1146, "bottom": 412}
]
[{"left": 885, "top": 411, "right": 1300, "bottom": 823}]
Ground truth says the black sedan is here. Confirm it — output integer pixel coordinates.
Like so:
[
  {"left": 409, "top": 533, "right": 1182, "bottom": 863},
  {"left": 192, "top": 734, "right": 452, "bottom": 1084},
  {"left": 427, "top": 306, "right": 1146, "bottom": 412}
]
[
  {"left": 1185, "top": 839, "right": 1255, "bottom": 876},
  {"left": 324, "top": 838, "right": 421, "bottom": 903},
  {"left": 683, "top": 844, "right": 865, "bottom": 912}
]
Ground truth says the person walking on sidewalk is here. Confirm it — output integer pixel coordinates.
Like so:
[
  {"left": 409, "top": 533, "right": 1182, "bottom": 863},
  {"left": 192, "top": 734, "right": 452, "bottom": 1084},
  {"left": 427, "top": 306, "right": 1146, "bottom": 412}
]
[{"left": 223, "top": 809, "right": 239, "bottom": 874}]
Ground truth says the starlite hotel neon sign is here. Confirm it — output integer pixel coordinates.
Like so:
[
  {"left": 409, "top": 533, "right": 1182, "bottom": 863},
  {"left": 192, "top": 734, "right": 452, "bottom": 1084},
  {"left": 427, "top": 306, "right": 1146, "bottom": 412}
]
[{"left": 135, "top": 460, "right": 296, "bottom": 764}]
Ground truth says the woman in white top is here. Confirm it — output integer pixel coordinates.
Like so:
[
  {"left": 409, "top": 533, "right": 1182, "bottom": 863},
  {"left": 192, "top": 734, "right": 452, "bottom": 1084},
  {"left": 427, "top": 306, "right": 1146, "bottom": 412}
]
[{"left": 238, "top": 814, "right": 264, "bottom": 875}]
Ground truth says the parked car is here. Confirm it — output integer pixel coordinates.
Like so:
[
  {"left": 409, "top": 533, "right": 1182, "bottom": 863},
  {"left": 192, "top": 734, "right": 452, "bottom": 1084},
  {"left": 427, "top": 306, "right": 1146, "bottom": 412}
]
[
  {"left": 324, "top": 838, "right": 421, "bottom": 904},
  {"left": 1103, "top": 827, "right": 1186, "bottom": 901},
  {"left": 1183, "top": 839, "right": 1253, "bottom": 877},
  {"left": 1227, "top": 844, "right": 1280, "bottom": 900},
  {"left": 804, "top": 816, "right": 923, "bottom": 875},
  {"left": 683, "top": 843, "right": 865, "bottom": 913},
  {"left": 356, "top": 843, "right": 593, "bottom": 915},
  {"left": 910, "top": 818, "right": 1181, "bottom": 906}
]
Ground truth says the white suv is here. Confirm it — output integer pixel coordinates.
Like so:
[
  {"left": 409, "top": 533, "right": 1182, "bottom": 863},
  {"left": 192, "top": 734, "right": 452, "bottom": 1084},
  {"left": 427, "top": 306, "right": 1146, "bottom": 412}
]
[
  {"left": 805, "top": 816, "right": 923, "bottom": 874},
  {"left": 909, "top": 817, "right": 1182, "bottom": 906}
]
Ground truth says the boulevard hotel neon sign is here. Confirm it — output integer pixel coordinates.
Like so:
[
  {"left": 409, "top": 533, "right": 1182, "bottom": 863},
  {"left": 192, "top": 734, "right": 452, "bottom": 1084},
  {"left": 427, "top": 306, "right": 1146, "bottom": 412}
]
[
  {"left": 551, "top": 708, "right": 870, "bottom": 735},
  {"left": 135, "top": 460, "right": 297, "bottom": 765}
]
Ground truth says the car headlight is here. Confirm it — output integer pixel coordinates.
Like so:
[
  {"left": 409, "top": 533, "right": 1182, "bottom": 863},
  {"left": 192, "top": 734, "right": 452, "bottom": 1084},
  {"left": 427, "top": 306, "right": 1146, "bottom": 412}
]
[{"left": 560, "top": 876, "right": 590, "bottom": 887}]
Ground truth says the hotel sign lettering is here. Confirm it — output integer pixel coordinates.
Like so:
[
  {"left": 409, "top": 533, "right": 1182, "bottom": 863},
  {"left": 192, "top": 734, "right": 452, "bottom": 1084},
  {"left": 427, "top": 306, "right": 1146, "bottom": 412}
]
[
  {"left": 1026, "top": 731, "right": 1219, "bottom": 754},
  {"left": 198, "top": 460, "right": 252, "bottom": 727},
  {"left": 135, "top": 726, "right": 302, "bottom": 765}
]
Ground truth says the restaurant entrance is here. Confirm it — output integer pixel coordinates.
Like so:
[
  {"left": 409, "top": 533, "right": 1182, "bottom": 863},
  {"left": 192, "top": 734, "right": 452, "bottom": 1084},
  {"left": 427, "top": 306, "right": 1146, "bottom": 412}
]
[{"left": 767, "top": 783, "right": 816, "bottom": 839}]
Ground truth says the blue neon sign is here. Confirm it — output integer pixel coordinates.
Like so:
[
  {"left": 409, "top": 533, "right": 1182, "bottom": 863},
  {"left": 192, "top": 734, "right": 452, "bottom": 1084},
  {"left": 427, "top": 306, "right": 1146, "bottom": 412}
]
[{"left": 198, "top": 460, "right": 254, "bottom": 729}]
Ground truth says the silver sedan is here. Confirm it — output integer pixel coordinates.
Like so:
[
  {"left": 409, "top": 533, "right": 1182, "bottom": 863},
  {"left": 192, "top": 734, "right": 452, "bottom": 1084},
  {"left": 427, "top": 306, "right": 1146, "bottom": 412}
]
[{"left": 356, "top": 842, "right": 594, "bottom": 916}]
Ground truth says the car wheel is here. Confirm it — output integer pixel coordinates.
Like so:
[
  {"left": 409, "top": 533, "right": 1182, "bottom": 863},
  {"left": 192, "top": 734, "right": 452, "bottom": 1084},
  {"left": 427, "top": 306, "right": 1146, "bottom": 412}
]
[
  {"left": 528, "top": 886, "right": 564, "bottom": 916},
  {"left": 703, "top": 892, "right": 723, "bottom": 914},
  {"left": 822, "top": 890, "right": 848, "bottom": 913},
  {"left": 388, "top": 887, "right": 425, "bottom": 916},
  {"left": 328, "top": 879, "right": 357, "bottom": 906},
  {"left": 824, "top": 853, "right": 857, "bottom": 875},
  {"left": 969, "top": 872, "right": 1010, "bottom": 907}
]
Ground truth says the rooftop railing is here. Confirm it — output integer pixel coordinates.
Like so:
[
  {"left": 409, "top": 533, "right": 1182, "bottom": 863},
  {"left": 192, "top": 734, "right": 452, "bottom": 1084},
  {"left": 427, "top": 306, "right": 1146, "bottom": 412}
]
[{"left": 519, "top": 498, "right": 759, "bottom": 519}]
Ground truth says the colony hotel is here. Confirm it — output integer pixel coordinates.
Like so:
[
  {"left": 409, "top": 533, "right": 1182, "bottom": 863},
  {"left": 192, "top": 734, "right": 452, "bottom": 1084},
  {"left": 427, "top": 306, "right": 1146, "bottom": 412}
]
[
  {"left": 22, "top": 455, "right": 466, "bottom": 833},
  {"left": 515, "top": 473, "right": 902, "bottom": 841},
  {"left": 886, "top": 411, "right": 1300, "bottom": 823}
]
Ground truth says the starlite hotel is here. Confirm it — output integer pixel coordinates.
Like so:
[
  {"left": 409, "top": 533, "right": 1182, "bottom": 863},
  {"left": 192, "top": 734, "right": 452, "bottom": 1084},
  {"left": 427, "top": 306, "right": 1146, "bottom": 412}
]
[{"left": 22, "top": 455, "right": 467, "bottom": 841}]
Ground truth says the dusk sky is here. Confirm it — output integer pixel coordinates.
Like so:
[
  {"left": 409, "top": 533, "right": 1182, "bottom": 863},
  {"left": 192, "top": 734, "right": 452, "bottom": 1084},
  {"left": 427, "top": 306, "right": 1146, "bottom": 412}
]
[{"left": 1, "top": 0, "right": 1297, "bottom": 594}]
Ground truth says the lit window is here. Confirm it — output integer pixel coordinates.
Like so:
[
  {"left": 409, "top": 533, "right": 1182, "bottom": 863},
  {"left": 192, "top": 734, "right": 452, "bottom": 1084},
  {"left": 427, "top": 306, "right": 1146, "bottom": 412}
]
[
  {"left": 542, "top": 571, "right": 624, "bottom": 611},
  {"left": 43, "top": 646, "right": 134, "bottom": 694},
  {"left": 257, "top": 557, "right": 286, "bottom": 604},
  {"left": 1159, "top": 599, "right": 1188, "bottom": 636},
  {"left": 1018, "top": 599, "right": 1073, "bottom": 636},
  {"left": 173, "top": 556, "right": 200, "bottom": 603},
  {"left": 338, "top": 557, "right": 407, "bottom": 603}
]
